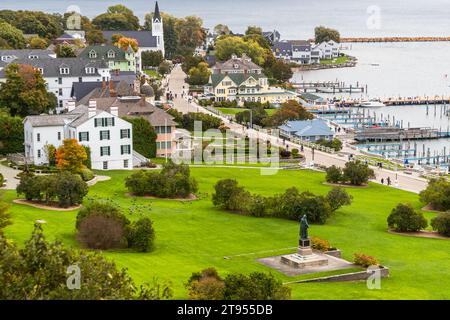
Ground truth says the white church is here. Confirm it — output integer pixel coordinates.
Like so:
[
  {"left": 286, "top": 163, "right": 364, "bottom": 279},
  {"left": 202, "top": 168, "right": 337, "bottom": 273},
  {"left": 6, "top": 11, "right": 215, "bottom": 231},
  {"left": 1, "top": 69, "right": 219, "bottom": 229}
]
[{"left": 102, "top": 1, "right": 165, "bottom": 71}]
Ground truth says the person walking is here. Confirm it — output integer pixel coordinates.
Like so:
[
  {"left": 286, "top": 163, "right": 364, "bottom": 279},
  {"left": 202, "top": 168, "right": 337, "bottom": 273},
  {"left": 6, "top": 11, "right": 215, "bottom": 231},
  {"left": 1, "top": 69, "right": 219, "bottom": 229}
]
[
  {"left": 381, "top": 178, "right": 384, "bottom": 184},
  {"left": 387, "top": 176, "right": 391, "bottom": 186}
]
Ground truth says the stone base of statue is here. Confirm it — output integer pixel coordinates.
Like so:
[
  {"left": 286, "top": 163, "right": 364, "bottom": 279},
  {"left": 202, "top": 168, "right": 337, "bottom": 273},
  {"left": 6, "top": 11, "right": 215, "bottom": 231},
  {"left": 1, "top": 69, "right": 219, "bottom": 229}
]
[{"left": 281, "top": 238, "right": 328, "bottom": 269}]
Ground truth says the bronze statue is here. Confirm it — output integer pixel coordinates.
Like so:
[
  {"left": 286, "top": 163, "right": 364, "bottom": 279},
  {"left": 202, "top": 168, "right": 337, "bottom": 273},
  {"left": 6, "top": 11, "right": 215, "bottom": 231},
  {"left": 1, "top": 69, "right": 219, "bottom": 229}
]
[{"left": 300, "top": 214, "right": 309, "bottom": 240}]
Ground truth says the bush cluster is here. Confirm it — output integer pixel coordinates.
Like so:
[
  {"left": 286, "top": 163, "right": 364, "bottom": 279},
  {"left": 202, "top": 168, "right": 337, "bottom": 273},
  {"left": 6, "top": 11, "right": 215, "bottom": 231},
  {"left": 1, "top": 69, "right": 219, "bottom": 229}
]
[
  {"left": 76, "top": 201, "right": 155, "bottom": 252},
  {"left": 325, "top": 161, "right": 375, "bottom": 186},
  {"left": 212, "top": 179, "right": 352, "bottom": 224},
  {"left": 431, "top": 212, "right": 450, "bottom": 237},
  {"left": 16, "top": 172, "right": 88, "bottom": 208},
  {"left": 419, "top": 178, "right": 450, "bottom": 211},
  {"left": 79, "top": 168, "right": 94, "bottom": 182},
  {"left": 126, "top": 161, "right": 198, "bottom": 199},
  {"left": 311, "top": 237, "right": 331, "bottom": 252},
  {"left": 316, "top": 138, "right": 343, "bottom": 151},
  {"left": 387, "top": 203, "right": 428, "bottom": 232},
  {"left": 353, "top": 253, "right": 379, "bottom": 268},
  {"left": 186, "top": 268, "right": 291, "bottom": 300}
]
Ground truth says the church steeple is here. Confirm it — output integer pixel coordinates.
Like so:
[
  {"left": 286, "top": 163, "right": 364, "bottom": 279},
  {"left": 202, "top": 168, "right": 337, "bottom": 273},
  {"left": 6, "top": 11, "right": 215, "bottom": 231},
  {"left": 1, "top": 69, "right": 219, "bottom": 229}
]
[{"left": 153, "top": 1, "right": 161, "bottom": 22}]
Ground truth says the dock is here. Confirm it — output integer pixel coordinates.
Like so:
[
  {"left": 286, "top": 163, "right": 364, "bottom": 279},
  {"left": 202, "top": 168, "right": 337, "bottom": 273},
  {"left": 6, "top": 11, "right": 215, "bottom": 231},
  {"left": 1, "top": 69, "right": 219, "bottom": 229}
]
[
  {"left": 354, "top": 127, "right": 450, "bottom": 142},
  {"left": 337, "top": 96, "right": 450, "bottom": 107},
  {"left": 291, "top": 81, "right": 366, "bottom": 94}
]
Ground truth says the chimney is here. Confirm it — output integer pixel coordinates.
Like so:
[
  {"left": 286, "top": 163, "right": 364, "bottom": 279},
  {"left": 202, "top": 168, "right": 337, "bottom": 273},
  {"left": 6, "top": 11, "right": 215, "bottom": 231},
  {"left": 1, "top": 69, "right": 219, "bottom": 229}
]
[
  {"left": 110, "top": 106, "right": 118, "bottom": 117},
  {"left": 88, "top": 100, "right": 97, "bottom": 118},
  {"left": 67, "top": 100, "right": 76, "bottom": 112}
]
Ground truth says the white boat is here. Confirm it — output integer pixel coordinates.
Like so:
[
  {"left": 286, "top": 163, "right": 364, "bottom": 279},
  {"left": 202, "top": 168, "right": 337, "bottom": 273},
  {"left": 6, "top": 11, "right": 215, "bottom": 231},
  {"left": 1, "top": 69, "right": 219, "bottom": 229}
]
[{"left": 360, "top": 100, "right": 386, "bottom": 108}]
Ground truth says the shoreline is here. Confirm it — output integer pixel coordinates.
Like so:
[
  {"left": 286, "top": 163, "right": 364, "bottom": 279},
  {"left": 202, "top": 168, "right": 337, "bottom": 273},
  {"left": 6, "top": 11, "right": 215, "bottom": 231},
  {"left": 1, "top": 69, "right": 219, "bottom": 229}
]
[
  {"left": 291, "top": 55, "right": 357, "bottom": 72},
  {"left": 341, "top": 36, "right": 450, "bottom": 43}
]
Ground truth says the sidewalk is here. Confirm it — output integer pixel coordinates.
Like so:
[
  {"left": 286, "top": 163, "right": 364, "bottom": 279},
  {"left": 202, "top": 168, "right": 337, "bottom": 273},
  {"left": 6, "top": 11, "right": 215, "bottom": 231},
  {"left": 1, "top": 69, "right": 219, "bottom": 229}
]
[{"left": 167, "top": 66, "right": 429, "bottom": 194}]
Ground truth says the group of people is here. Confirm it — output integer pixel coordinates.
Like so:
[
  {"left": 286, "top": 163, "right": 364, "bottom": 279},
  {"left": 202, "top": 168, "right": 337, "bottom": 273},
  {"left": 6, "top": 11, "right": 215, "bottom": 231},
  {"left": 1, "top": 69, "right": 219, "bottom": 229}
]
[{"left": 381, "top": 176, "right": 392, "bottom": 186}]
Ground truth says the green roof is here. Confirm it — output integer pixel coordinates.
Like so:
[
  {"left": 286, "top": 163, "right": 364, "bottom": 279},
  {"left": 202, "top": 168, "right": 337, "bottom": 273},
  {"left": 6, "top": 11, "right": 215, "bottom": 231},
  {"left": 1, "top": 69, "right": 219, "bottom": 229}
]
[
  {"left": 210, "top": 73, "right": 265, "bottom": 88},
  {"left": 79, "top": 44, "right": 131, "bottom": 61}
]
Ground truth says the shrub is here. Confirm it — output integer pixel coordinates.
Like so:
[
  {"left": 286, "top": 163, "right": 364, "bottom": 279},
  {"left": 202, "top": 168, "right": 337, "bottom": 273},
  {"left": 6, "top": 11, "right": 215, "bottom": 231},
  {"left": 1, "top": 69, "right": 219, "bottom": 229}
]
[
  {"left": 77, "top": 214, "right": 128, "bottom": 250},
  {"left": 291, "top": 148, "right": 300, "bottom": 158},
  {"left": 279, "top": 148, "right": 291, "bottom": 159},
  {"left": 419, "top": 178, "right": 450, "bottom": 211},
  {"left": 342, "top": 160, "right": 375, "bottom": 186},
  {"left": 79, "top": 168, "right": 94, "bottom": 182},
  {"left": 0, "top": 173, "right": 4, "bottom": 186},
  {"left": 431, "top": 212, "right": 450, "bottom": 236},
  {"left": 76, "top": 201, "right": 127, "bottom": 229},
  {"left": 55, "top": 172, "right": 88, "bottom": 208},
  {"left": 387, "top": 203, "right": 428, "bottom": 232},
  {"left": 311, "top": 236, "right": 331, "bottom": 252},
  {"left": 353, "top": 253, "right": 379, "bottom": 268},
  {"left": 325, "top": 165, "right": 343, "bottom": 184},
  {"left": 125, "top": 161, "right": 198, "bottom": 198},
  {"left": 186, "top": 268, "right": 225, "bottom": 300},
  {"left": 212, "top": 179, "right": 251, "bottom": 212},
  {"left": 128, "top": 218, "right": 156, "bottom": 252},
  {"left": 16, "top": 173, "right": 41, "bottom": 201},
  {"left": 297, "top": 193, "right": 332, "bottom": 224},
  {"left": 247, "top": 194, "right": 267, "bottom": 217},
  {"left": 326, "top": 187, "right": 353, "bottom": 212},
  {"left": 223, "top": 272, "right": 291, "bottom": 300},
  {"left": 316, "top": 138, "right": 343, "bottom": 151}
]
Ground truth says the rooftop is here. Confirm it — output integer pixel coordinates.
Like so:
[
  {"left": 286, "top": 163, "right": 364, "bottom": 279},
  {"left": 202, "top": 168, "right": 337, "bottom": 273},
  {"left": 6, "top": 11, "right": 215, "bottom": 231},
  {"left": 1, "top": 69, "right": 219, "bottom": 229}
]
[{"left": 278, "top": 119, "right": 334, "bottom": 137}]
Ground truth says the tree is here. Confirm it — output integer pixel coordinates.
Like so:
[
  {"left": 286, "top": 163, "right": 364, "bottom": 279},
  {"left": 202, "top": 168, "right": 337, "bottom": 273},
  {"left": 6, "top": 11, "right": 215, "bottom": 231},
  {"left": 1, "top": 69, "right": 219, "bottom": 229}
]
[
  {"left": 0, "top": 223, "right": 172, "bottom": 299},
  {"left": 122, "top": 117, "right": 157, "bottom": 159},
  {"left": 43, "top": 144, "right": 56, "bottom": 166},
  {"left": 93, "top": 5, "right": 139, "bottom": 31},
  {"left": 342, "top": 160, "right": 375, "bottom": 186},
  {"left": 86, "top": 29, "right": 106, "bottom": 45},
  {"left": 55, "top": 171, "right": 88, "bottom": 207},
  {"left": 158, "top": 61, "right": 172, "bottom": 75},
  {"left": 186, "top": 268, "right": 225, "bottom": 300},
  {"left": 175, "top": 16, "right": 205, "bottom": 52},
  {"left": 182, "top": 55, "right": 205, "bottom": 73},
  {"left": 326, "top": 187, "right": 353, "bottom": 212},
  {"left": 387, "top": 203, "right": 428, "bottom": 232},
  {"left": 214, "top": 24, "right": 231, "bottom": 36},
  {"left": 0, "top": 63, "right": 54, "bottom": 117},
  {"left": 55, "top": 44, "right": 76, "bottom": 58},
  {"left": 0, "top": 21, "right": 26, "bottom": 49},
  {"left": 263, "top": 100, "right": 313, "bottom": 127},
  {"left": 315, "top": 26, "right": 340, "bottom": 43},
  {"left": 419, "top": 178, "right": 450, "bottom": 211},
  {"left": 215, "top": 36, "right": 266, "bottom": 66},
  {"left": 28, "top": 36, "right": 48, "bottom": 49},
  {"left": 245, "top": 26, "right": 263, "bottom": 36},
  {"left": 142, "top": 50, "right": 164, "bottom": 68},
  {"left": 325, "top": 165, "right": 343, "bottom": 184},
  {"left": 0, "top": 112, "right": 24, "bottom": 154},
  {"left": 55, "top": 139, "right": 88, "bottom": 173},
  {"left": 187, "top": 62, "right": 211, "bottom": 85},
  {"left": 115, "top": 37, "right": 139, "bottom": 52},
  {"left": 431, "top": 212, "right": 450, "bottom": 237},
  {"left": 212, "top": 179, "right": 250, "bottom": 212},
  {"left": 144, "top": 12, "right": 178, "bottom": 59},
  {"left": 266, "top": 59, "right": 293, "bottom": 82}
]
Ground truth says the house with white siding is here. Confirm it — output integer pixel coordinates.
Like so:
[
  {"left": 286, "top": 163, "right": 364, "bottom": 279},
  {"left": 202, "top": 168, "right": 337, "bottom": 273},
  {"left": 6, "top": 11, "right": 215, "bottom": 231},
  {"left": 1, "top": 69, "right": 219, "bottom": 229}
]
[{"left": 23, "top": 100, "right": 133, "bottom": 170}]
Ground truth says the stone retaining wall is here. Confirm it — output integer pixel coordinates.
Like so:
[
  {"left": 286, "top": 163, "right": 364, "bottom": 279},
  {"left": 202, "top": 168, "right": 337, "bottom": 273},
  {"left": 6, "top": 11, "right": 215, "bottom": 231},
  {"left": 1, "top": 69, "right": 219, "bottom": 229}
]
[{"left": 288, "top": 266, "right": 389, "bottom": 284}]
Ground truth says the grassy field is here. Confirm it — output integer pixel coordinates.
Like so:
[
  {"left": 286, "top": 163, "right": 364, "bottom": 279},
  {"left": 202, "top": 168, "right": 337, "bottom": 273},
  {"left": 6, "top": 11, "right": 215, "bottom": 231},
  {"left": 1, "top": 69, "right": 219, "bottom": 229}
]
[
  {"left": 3, "top": 167, "right": 450, "bottom": 299},
  {"left": 320, "top": 55, "right": 350, "bottom": 65},
  {"left": 144, "top": 69, "right": 162, "bottom": 80}
]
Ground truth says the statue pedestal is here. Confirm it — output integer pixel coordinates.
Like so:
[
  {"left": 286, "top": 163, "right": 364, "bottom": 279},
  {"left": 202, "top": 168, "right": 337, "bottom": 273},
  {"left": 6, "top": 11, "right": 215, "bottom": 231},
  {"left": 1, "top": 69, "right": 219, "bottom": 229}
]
[{"left": 281, "top": 238, "right": 328, "bottom": 269}]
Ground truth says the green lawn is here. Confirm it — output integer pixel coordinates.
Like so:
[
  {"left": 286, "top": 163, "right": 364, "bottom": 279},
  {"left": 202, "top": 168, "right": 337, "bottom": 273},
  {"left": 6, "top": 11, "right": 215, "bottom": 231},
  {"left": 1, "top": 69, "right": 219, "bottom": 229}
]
[
  {"left": 3, "top": 167, "right": 450, "bottom": 299},
  {"left": 144, "top": 69, "right": 161, "bottom": 80},
  {"left": 320, "top": 55, "right": 350, "bottom": 65}
]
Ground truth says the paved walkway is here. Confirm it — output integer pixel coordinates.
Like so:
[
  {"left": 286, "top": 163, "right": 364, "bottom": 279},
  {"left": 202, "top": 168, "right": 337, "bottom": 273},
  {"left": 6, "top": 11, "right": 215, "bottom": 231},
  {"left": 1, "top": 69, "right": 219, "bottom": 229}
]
[
  {"left": 0, "top": 163, "right": 20, "bottom": 190},
  {"left": 166, "top": 66, "right": 429, "bottom": 194}
]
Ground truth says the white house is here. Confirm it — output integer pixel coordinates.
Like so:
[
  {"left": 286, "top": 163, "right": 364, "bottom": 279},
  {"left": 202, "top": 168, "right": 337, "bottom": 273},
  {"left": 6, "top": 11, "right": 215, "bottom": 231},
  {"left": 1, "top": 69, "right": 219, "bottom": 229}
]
[
  {"left": 23, "top": 100, "right": 133, "bottom": 170},
  {"left": 101, "top": 1, "right": 165, "bottom": 71},
  {"left": 2, "top": 57, "right": 110, "bottom": 113},
  {"left": 313, "top": 40, "right": 340, "bottom": 60}
]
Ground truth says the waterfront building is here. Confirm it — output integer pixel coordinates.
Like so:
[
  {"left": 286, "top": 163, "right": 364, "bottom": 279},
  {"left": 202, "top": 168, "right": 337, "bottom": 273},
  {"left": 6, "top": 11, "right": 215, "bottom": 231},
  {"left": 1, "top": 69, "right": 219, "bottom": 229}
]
[
  {"left": 263, "top": 30, "right": 281, "bottom": 45},
  {"left": 273, "top": 40, "right": 312, "bottom": 64},
  {"left": 23, "top": 100, "right": 133, "bottom": 170},
  {"left": 278, "top": 119, "right": 335, "bottom": 142}
]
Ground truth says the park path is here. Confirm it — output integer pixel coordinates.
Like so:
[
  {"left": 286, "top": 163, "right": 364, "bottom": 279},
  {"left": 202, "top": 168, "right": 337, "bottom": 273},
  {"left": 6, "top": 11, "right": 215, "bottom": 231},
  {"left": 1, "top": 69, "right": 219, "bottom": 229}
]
[
  {"left": 166, "top": 65, "right": 429, "bottom": 194},
  {"left": 0, "top": 163, "right": 20, "bottom": 190}
]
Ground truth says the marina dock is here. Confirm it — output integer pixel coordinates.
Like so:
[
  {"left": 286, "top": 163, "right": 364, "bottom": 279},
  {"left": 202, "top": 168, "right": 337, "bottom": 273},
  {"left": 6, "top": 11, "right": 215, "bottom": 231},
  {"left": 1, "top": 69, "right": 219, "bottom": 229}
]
[
  {"left": 292, "top": 81, "right": 366, "bottom": 94},
  {"left": 354, "top": 127, "right": 450, "bottom": 142}
]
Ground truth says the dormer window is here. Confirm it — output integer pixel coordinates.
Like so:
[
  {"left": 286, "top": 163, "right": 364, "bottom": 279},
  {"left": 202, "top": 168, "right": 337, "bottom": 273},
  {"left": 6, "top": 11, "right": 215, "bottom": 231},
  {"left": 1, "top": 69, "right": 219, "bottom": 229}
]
[
  {"left": 107, "top": 50, "right": 115, "bottom": 58},
  {"left": 234, "top": 64, "right": 239, "bottom": 69},
  {"left": 60, "top": 67, "right": 70, "bottom": 75},
  {"left": 28, "top": 55, "right": 38, "bottom": 59},
  {"left": 85, "top": 67, "right": 96, "bottom": 74},
  {"left": 37, "top": 68, "right": 44, "bottom": 74},
  {"left": 89, "top": 50, "right": 97, "bottom": 59}
]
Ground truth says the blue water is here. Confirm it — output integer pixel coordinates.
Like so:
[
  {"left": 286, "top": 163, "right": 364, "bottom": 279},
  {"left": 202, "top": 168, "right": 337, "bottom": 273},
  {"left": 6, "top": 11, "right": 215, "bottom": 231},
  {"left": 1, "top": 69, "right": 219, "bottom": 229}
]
[{"left": 1, "top": 0, "right": 450, "bottom": 38}]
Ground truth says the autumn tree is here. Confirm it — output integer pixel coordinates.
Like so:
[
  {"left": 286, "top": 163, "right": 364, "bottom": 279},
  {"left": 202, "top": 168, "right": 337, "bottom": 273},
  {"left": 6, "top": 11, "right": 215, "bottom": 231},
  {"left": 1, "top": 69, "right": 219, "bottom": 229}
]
[
  {"left": 0, "top": 21, "right": 26, "bottom": 49},
  {"left": 56, "top": 139, "right": 88, "bottom": 173},
  {"left": 215, "top": 36, "right": 266, "bottom": 66},
  {"left": 263, "top": 100, "right": 313, "bottom": 127},
  {"left": 86, "top": 29, "right": 106, "bottom": 45},
  {"left": 0, "top": 64, "right": 55, "bottom": 117},
  {"left": 245, "top": 25, "right": 263, "bottom": 36},
  {"left": 115, "top": 37, "right": 139, "bottom": 52},
  {"left": 187, "top": 62, "right": 211, "bottom": 85},
  {"left": 28, "top": 36, "right": 48, "bottom": 49},
  {"left": 315, "top": 26, "right": 340, "bottom": 43}
]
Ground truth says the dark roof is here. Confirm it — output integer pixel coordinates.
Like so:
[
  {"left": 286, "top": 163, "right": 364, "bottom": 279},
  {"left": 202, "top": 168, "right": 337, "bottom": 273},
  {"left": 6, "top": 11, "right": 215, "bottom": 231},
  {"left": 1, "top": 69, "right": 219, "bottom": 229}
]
[
  {"left": 154, "top": 1, "right": 161, "bottom": 21},
  {"left": 0, "top": 49, "right": 55, "bottom": 62},
  {"left": 213, "top": 55, "right": 263, "bottom": 73},
  {"left": 12, "top": 58, "right": 108, "bottom": 77},
  {"left": 110, "top": 70, "right": 138, "bottom": 85},
  {"left": 210, "top": 73, "right": 265, "bottom": 88},
  {"left": 102, "top": 31, "right": 157, "bottom": 48},
  {"left": 87, "top": 96, "right": 177, "bottom": 127},
  {"left": 72, "top": 81, "right": 107, "bottom": 101},
  {"left": 279, "top": 119, "right": 334, "bottom": 137},
  {"left": 78, "top": 45, "right": 129, "bottom": 61},
  {"left": 76, "top": 81, "right": 137, "bottom": 105},
  {"left": 57, "top": 33, "right": 75, "bottom": 40}
]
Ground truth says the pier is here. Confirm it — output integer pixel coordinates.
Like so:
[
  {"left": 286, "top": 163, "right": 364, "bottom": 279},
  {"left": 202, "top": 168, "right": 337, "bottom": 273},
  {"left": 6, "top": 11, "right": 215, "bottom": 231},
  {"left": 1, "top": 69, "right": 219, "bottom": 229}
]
[
  {"left": 337, "top": 96, "right": 450, "bottom": 107},
  {"left": 291, "top": 81, "right": 366, "bottom": 94},
  {"left": 354, "top": 127, "right": 450, "bottom": 142}
]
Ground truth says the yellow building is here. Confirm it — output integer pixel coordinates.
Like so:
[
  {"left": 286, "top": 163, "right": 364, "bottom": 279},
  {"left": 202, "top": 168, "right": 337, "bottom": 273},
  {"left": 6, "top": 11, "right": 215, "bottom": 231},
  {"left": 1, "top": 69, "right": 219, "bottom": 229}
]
[{"left": 207, "top": 72, "right": 298, "bottom": 106}]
